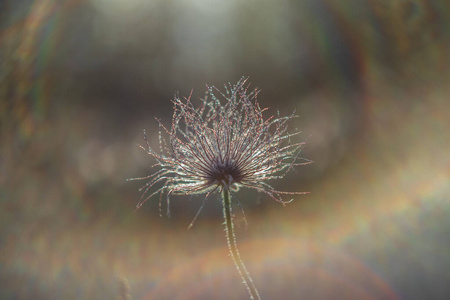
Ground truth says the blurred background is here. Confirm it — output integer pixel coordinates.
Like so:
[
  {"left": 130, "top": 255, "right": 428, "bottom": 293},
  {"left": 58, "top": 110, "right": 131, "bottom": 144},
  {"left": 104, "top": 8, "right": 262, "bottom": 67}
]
[{"left": 1, "top": 0, "right": 450, "bottom": 299}]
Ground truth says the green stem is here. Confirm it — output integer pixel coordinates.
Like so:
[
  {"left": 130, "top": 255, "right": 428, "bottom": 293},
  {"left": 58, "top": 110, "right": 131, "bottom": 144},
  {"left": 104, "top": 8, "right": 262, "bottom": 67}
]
[{"left": 222, "top": 189, "right": 261, "bottom": 300}]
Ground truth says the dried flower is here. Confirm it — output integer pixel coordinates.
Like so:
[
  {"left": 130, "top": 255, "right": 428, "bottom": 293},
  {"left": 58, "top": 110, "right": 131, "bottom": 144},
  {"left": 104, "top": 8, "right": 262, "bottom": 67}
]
[
  {"left": 130, "top": 77, "right": 309, "bottom": 299},
  {"left": 132, "top": 78, "right": 308, "bottom": 214}
]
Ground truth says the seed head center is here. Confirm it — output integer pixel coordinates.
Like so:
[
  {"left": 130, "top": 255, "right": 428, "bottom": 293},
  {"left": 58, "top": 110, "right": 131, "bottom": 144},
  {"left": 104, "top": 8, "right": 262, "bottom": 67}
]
[{"left": 208, "top": 161, "right": 244, "bottom": 187}]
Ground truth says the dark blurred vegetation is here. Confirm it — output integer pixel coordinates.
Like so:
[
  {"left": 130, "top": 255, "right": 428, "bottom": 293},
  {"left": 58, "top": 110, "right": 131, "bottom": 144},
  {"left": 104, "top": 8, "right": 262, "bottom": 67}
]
[{"left": 1, "top": 0, "right": 450, "bottom": 299}]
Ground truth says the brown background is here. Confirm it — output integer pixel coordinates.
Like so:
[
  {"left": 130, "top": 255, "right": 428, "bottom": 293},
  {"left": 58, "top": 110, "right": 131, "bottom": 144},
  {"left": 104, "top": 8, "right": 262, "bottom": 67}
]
[{"left": 1, "top": 0, "right": 450, "bottom": 299}]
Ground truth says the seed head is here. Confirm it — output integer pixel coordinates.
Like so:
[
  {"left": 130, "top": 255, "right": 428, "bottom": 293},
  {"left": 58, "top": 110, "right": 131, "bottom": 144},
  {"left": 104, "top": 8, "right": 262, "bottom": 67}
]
[{"left": 131, "top": 77, "right": 309, "bottom": 215}]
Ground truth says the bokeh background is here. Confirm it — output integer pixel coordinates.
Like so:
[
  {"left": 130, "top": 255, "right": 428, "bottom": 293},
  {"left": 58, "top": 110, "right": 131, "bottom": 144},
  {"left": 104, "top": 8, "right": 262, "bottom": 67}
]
[{"left": 1, "top": 0, "right": 450, "bottom": 299}]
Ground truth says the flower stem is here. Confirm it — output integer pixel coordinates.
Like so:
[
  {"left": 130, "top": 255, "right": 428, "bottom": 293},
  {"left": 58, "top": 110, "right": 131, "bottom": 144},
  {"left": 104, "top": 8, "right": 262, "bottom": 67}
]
[{"left": 222, "top": 189, "right": 261, "bottom": 300}]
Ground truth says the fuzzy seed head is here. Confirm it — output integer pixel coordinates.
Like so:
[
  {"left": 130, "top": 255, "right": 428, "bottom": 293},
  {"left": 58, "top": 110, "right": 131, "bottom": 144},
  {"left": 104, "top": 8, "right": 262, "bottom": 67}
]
[{"left": 131, "top": 77, "right": 309, "bottom": 212}]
